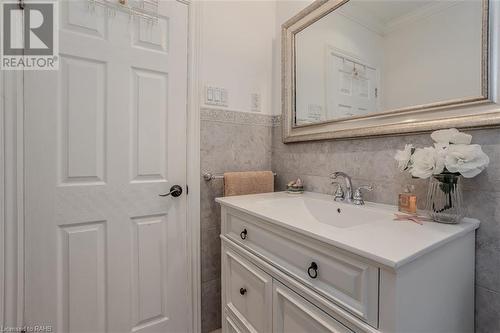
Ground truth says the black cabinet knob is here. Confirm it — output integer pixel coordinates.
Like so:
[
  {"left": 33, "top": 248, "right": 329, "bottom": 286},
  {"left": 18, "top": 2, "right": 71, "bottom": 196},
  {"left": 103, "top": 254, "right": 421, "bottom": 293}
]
[
  {"left": 307, "top": 262, "right": 318, "bottom": 279},
  {"left": 239, "top": 288, "right": 247, "bottom": 295},
  {"left": 240, "top": 229, "right": 247, "bottom": 240}
]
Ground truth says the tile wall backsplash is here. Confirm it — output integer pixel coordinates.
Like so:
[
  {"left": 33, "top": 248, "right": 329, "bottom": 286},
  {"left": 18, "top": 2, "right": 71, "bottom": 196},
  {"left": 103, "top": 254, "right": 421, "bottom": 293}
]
[
  {"left": 271, "top": 118, "right": 500, "bottom": 333},
  {"left": 200, "top": 109, "right": 500, "bottom": 333},
  {"left": 200, "top": 108, "right": 273, "bottom": 333}
]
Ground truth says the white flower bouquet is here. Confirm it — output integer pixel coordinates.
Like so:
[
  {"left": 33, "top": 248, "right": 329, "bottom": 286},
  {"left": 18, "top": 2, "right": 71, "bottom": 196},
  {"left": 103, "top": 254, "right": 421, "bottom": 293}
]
[
  {"left": 395, "top": 128, "right": 489, "bottom": 223},
  {"left": 395, "top": 128, "right": 489, "bottom": 179}
]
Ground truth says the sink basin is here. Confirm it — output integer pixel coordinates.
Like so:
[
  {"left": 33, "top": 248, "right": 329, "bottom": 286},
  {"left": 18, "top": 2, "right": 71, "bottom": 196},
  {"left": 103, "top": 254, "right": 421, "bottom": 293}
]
[
  {"left": 256, "top": 194, "right": 391, "bottom": 228},
  {"left": 303, "top": 197, "right": 388, "bottom": 228}
]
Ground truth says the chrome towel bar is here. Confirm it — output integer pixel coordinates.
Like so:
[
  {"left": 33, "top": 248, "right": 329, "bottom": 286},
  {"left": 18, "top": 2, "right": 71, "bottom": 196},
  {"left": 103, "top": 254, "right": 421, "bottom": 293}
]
[{"left": 203, "top": 172, "right": 277, "bottom": 181}]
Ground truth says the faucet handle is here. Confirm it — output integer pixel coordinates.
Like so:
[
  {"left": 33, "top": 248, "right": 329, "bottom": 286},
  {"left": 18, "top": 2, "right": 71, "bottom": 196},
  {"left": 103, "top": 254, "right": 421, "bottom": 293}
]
[
  {"left": 357, "top": 185, "right": 374, "bottom": 191},
  {"left": 329, "top": 172, "right": 341, "bottom": 179},
  {"left": 353, "top": 185, "right": 374, "bottom": 205},
  {"left": 331, "top": 181, "right": 344, "bottom": 201}
]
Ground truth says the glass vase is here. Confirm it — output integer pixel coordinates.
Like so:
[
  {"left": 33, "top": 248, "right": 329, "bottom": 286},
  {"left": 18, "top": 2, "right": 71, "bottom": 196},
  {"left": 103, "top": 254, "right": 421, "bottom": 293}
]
[{"left": 425, "top": 173, "right": 465, "bottom": 224}]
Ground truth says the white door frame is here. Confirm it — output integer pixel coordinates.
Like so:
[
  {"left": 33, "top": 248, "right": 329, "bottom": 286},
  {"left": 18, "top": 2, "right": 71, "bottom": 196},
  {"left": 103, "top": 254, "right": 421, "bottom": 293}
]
[
  {"left": 1, "top": 69, "right": 25, "bottom": 329},
  {"left": 186, "top": 0, "right": 202, "bottom": 332},
  {"left": 1, "top": 0, "right": 202, "bottom": 331},
  {"left": 1, "top": 62, "right": 4, "bottom": 329}
]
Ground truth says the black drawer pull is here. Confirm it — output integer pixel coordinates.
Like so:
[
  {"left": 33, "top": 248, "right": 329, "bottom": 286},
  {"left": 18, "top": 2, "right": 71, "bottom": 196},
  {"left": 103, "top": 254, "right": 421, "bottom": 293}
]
[
  {"left": 240, "top": 229, "right": 248, "bottom": 240},
  {"left": 240, "top": 288, "right": 247, "bottom": 295},
  {"left": 307, "top": 262, "right": 318, "bottom": 279}
]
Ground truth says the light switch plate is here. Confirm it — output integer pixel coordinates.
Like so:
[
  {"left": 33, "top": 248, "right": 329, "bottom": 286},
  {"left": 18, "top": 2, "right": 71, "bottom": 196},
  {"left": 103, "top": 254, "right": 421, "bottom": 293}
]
[
  {"left": 206, "top": 87, "right": 214, "bottom": 102},
  {"left": 221, "top": 89, "right": 228, "bottom": 104},
  {"left": 204, "top": 86, "right": 228, "bottom": 107},
  {"left": 214, "top": 88, "right": 221, "bottom": 103}
]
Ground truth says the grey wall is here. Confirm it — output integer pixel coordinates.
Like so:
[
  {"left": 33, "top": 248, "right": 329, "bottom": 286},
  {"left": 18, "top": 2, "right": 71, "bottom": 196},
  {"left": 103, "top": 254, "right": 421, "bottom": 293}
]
[
  {"left": 272, "top": 120, "right": 500, "bottom": 333},
  {"left": 200, "top": 108, "right": 273, "bottom": 333},
  {"left": 199, "top": 108, "right": 500, "bottom": 333}
]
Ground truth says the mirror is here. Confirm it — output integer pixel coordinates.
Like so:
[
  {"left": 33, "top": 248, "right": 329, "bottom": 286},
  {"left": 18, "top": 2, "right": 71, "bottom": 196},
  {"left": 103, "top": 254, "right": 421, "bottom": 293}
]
[
  {"left": 295, "top": 0, "right": 484, "bottom": 125},
  {"left": 282, "top": 0, "right": 496, "bottom": 142}
]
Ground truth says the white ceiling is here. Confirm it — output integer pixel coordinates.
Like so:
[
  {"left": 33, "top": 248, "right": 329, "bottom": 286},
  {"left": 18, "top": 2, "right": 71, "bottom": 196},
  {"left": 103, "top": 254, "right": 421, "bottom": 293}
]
[
  {"left": 351, "top": 1, "right": 434, "bottom": 25},
  {"left": 336, "top": 0, "right": 455, "bottom": 35}
]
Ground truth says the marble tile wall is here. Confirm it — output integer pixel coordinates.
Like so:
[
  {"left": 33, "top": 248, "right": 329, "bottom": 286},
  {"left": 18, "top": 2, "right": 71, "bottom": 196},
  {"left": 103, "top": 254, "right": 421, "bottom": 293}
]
[
  {"left": 271, "top": 119, "right": 500, "bottom": 333},
  {"left": 200, "top": 108, "right": 274, "bottom": 333}
]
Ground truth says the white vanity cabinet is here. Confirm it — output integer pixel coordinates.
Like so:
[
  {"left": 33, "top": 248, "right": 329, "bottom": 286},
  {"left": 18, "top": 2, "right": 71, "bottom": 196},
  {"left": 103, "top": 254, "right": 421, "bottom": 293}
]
[{"left": 217, "top": 192, "right": 480, "bottom": 333}]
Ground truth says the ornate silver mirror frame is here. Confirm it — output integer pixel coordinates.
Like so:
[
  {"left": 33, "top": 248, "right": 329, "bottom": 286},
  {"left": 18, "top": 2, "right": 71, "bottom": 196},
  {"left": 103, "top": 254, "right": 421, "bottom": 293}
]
[{"left": 282, "top": 0, "right": 498, "bottom": 143}]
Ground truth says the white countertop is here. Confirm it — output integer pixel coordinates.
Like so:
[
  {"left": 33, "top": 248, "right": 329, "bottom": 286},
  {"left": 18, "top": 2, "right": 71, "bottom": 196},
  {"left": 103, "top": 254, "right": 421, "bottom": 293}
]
[{"left": 216, "top": 191, "right": 480, "bottom": 269}]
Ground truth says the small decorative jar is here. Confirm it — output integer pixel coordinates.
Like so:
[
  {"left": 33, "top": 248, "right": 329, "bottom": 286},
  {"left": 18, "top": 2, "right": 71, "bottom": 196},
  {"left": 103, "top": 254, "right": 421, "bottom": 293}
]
[{"left": 425, "top": 173, "right": 465, "bottom": 224}]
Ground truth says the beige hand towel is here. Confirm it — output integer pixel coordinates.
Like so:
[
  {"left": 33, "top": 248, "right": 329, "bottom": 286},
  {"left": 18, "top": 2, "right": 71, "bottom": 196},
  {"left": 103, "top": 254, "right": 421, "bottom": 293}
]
[{"left": 223, "top": 171, "right": 274, "bottom": 197}]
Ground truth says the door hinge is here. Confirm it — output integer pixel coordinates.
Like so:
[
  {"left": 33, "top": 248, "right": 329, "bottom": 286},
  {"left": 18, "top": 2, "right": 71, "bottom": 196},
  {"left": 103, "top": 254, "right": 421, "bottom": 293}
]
[
  {"left": 375, "top": 88, "right": 378, "bottom": 98},
  {"left": 186, "top": 185, "right": 189, "bottom": 195}
]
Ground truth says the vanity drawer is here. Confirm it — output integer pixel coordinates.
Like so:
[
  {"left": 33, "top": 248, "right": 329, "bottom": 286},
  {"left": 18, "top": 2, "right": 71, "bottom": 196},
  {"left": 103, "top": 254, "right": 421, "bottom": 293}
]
[
  {"left": 222, "top": 247, "right": 273, "bottom": 333},
  {"left": 224, "top": 210, "right": 379, "bottom": 327},
  {"left": 273, "top": 280, "right": 354, "bottom": 333}
]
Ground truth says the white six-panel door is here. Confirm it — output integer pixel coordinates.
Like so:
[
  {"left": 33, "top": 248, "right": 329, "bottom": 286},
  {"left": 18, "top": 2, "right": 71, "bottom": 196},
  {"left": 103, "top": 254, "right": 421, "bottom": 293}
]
[{"left": 24, "top": 1, "right": 189, "bottom": 332}]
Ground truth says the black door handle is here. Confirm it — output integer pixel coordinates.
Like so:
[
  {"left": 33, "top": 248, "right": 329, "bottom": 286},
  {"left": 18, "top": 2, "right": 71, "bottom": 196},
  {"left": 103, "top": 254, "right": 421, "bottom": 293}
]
[{"left": 159, "top": 185, "right": 183, "bottom": 197}]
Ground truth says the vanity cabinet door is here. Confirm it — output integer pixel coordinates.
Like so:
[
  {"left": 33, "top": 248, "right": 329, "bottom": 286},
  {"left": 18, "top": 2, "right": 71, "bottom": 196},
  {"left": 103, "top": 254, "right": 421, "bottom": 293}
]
[
  {"left": 222, "top": 247, "right": 272, "bottom": 333},
  {"left": 223, "top": 312, "right": 246, "bottom": 333},
  {"left": 273, "top": 281, "right": 353, "bottom": 333}
]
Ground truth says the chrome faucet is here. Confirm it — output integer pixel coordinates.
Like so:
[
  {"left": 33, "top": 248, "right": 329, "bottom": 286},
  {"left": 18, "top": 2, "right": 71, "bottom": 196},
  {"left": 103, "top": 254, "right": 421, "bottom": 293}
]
[
  {"left": 330, "top": 171, "right": 353, "bottom": 202},
  {"left": 330, "top": 172, "right": 374, "bottom": 205}
]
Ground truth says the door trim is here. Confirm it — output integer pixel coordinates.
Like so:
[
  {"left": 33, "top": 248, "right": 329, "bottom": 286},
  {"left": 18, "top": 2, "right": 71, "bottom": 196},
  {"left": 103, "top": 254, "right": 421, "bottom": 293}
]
[
  {"left": 1, "top": 64, "right": 4, "bottom": 328},
  {"left": 186, "top": 0, "right": 202, "bottom": 332},
  {"left": 2, "top": 1, "right": 201, "bottom": 331},
  {"left": 2, "top": 70, "right": 25, "bottom": 328}
]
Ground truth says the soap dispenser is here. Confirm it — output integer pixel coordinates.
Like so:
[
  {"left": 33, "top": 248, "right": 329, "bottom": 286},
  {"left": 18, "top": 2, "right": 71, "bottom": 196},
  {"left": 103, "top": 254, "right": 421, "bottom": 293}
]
[{"left": 398, "top": 185, "right": 417, "bottom": 214}]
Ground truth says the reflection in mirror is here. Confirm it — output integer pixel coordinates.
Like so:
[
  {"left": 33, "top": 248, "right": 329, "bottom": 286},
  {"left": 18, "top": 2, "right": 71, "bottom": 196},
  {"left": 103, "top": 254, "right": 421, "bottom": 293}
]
[{"left": 294, "top": 0, "right": 484, "bottom": 126}]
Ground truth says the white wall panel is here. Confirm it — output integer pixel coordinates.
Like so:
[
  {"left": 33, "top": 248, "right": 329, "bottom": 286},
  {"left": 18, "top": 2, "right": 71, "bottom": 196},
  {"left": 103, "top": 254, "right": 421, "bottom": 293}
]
[
  {"left": 130, "top": 68, "right": 168, "bottom": 182},
  {"left": 59, "top": 221, "right": 107, "bottom": 333},
  {"left": 62, "top": 1, "right": 107, "bottom": 39},
  {"left": 131, "top": 214, "right": 168, "bottom": 331},
  {"left": 60, "top": 56, "right": 106, "bottom": 185},
  {"left": 133, "top": 17, "right": 169, "bottom": 53}
]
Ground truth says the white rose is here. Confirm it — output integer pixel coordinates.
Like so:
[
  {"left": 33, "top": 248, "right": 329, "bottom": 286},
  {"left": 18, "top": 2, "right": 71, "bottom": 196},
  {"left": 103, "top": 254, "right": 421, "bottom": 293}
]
[
  {"left": 445, "top": 144, "right": 490, "bottom": 178},
  {"left": 394, "top": 144, "right": 413, "bottom": 171},
  {"left": 410, "top": 147, "right": 445, "bottom": 179},
  {"left": 434, "top": 142, "right": 449, "bottom": 152},
  {"left": 431, "top": 128, "right": 459, "bottom": 143},
  {"left": 450, "top": 132, "right": 472, "bottom": 145},
  {"left": 431, "top": 128, "right": 472, "bottom": 144}
]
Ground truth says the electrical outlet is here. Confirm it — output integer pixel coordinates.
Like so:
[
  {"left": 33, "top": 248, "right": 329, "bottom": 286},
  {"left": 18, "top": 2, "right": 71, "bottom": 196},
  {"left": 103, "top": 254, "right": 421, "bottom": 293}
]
[{"left": 251, "top": 93, "right": 261, "bottom": 112}]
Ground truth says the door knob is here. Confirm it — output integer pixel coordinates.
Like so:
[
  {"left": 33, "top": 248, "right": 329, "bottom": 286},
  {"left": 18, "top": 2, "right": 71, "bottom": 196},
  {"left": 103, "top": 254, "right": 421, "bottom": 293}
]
[{"left": 159, "top": 185, "right": 183, "bottom": 197}]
